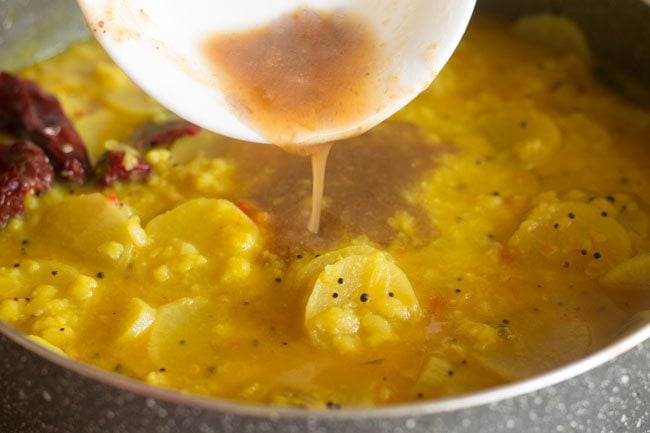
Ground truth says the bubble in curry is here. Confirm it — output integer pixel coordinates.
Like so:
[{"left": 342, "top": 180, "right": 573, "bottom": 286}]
[{"left": 1, "top": 17, "right": 650, "bottom": 408}]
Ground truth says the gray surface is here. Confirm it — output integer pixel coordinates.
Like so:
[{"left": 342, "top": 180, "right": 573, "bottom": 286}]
[
  {"left": 1, "top": 0, "right": 649, "bottom": 432},
  {"left": 0, "top": 0, "right": 89, "bottom": 71}
]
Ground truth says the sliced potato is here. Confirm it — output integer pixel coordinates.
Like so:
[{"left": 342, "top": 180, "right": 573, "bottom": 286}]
[
  {"left": 26, "top": 335, "right": 67, "bottom": 356},
  {"left": 105, "top": 88, "right": 163, "bottom": 118},
  {"left": 618, "top": 310, "right": 650, "bottom": 338},
  {"left": 75, "top": 110, "right": 141, "bottom": 162},
  {"left": 616, "top": 206, "right": 649, "bottom": 246},
  {"left": 141, "top": 199, "right": 261, "bottom": 289},
  {"left": 455, "top": 319, "right": 499, "bottom": 351},
  {"left": 115, "top": 297, "right": 156, "bottom": 343},
  {"left": 37, "top": 194, "right": 142, "bottom": 267},
  {"left": 304, "top": 248, "right": 421, "bottom": 352},
  {"left": 508, "top": 201, "right": 632, "bottom": 276},
  {"left": 601, "top": 253, "right": 650, "bottom": 292},
  {"left": 145, "top": 198, "right": 260, "bottom": 259},
  {"left": 562, "top": 193, "right": 649, "bottom": 249},
  {"left": 478, "top": 108, "right": 560, "bottom": 167},
  {"left": 513, "top": 14, "right": 591, "bottom": 62},
  {"left": 291, "top": 245, "right": 378, "bottom": 293},
  {"left": 148, "top": 297, "right": 216, "bottom": 370},
  {"left": 472, "top": 309, "right": 591, "bottom": 380},
  {"left": 416, "top": 356, "right": 453, "bottom": 390}
]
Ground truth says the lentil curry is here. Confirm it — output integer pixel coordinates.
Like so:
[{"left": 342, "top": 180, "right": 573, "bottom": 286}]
[{"left": 1, "top": 17, "right": 650, "bottom": 408}]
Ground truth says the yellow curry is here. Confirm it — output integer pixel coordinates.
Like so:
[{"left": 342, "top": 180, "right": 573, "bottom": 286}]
[{"left": 1, "top": 18, "right": 650, "bottom": 408}]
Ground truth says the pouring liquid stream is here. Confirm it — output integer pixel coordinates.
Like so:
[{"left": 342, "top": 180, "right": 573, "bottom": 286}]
[
  {"left": 202, "top": 8, "right": 382, "bottom": 233},
  {"left": 307, "top": 143, "right": 333, "bottom": 233}
]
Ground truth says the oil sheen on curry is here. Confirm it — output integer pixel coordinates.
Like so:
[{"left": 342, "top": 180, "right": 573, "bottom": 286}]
[{"left": 1, "top": 17, "right": 650, "bottom": 408}]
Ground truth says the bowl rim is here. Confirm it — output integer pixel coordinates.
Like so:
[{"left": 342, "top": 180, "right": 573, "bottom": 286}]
[{"left": 2, "top": 317, "right": 649, "bottom": 419}]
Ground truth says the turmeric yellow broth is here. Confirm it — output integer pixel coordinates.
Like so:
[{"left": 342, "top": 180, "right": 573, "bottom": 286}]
[{"left": 1, "top": 18, "right": 650, "bottom": 408}]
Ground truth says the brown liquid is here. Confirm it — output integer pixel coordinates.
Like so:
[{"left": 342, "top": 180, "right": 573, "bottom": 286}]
[
  {"left": 202, "top": 8, "right": 380, "bottom": 147},
  {"left": 202, "top": 9, "right": 381, "bottom": 233},
  {"left": 307, "top": 143, "right": 332, "bottom": 233},
  {"left": 177, "top": 122, "right": 446, "bottom": 256}
]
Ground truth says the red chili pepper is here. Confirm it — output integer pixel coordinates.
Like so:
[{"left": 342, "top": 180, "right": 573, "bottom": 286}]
[
  {"left": 132, "top": 120, "right": 201, "bottom": 150},
  {"left": 95, "top": 151, "right": 151, "bottom": 186},
  {"left": 0, "top": 140, "right": 54, "bottom": 227},
  {"left": 0, "top": 71, "right": 91, "bottom": 182}
]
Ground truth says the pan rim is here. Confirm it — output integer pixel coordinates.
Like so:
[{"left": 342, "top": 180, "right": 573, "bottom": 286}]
[{"left": 2, "top": 319, "right": 649, "bottom": 419}]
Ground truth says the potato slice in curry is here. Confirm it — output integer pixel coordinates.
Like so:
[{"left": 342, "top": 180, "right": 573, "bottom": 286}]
[
  {"left": 303, "top": 247, "right": 422, "bottom": 352},
  {"left": 145, "top": 198, "right": 259, "bottom": 257},
  {"left": 137, "top": 198, "right": 261, "bottom": 295},
  {"left": 36, "top": 193, "right": 146, "bottom": 267},
  {"left": 148, "top": 297, "right": 215, "bottom": 371},
  {"left": 508, "top": 201, "right": 632, "bottom": 276},
  {"left": 471, "top": 308, "right": 591, "bottom": 380},
  {"left": 478, "top": 108, "right": 561, "bottom": 168},
  {"left": 601, "top": 253, "right": 650, "bottom": 292}
]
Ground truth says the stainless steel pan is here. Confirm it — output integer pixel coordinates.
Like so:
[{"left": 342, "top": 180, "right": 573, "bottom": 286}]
[{"left": 1, "top": 1, "right": 649, "bottom": 432}]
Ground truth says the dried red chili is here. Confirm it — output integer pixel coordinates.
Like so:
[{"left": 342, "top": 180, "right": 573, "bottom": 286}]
[
  {"left": 95, "top": 150, "right": 152, "bottom": 186},
  {"left": 0, "top": 140, "right": 54, "bottom": 227},
  {"left": 132, "top": 120, "right": 201, "bottom": 150},
  {"left": 0, "top": 71, "right": 91, "bottom": 182}
]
